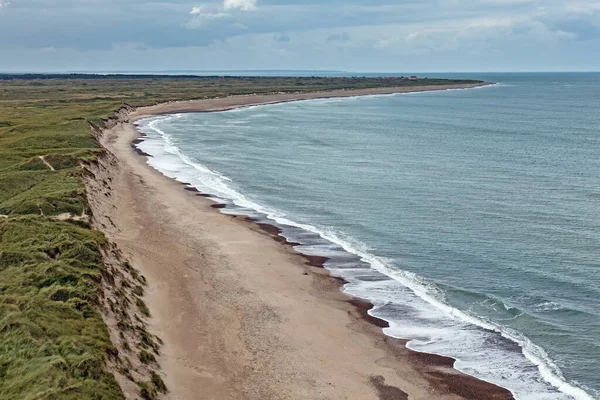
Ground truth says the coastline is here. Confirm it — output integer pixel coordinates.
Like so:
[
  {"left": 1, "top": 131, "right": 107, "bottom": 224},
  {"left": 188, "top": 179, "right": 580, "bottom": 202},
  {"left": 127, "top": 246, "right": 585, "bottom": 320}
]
[
  {"left": 88, "top": 83, "right": 514, "bottom": 399},
  {"left": 133, "top": 82, "right": 491, "bottom": 116}
]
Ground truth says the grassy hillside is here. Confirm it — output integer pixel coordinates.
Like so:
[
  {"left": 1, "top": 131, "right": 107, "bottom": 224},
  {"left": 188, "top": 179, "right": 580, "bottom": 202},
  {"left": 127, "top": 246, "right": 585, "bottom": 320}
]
[{"left": 0, "top": 75, "right": 482, "bottom": 399}]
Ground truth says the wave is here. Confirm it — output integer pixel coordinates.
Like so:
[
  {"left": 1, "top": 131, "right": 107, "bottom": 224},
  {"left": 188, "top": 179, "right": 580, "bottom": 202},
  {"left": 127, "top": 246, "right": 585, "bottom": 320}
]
[
  {"left": 322, "top": 231, "right": 593, "bottom": 400},
  {"left": 532, "top": 301, "right": 565, "bottom": 312},
  {"left": 493, "top": 83, "right": 515, "bottom": 88},
  {"left": 134, "top": 100, "right": 596, "bottom": 400}
]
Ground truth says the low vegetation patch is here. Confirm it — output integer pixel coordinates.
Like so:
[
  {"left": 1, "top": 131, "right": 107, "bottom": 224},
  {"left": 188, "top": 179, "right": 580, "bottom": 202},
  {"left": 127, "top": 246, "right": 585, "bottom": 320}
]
[{"left": 0, "top": 217, "right": 123, "bottom": 399}]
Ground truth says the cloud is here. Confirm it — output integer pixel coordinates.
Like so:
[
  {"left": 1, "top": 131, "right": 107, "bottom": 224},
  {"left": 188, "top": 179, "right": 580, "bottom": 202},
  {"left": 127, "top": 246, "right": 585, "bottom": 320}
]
[
  {"left": 186, "top": 5, "right": 231, "bottom": 29},
  {"left": 1, "top": 0, "right": 599, "bottom": 72},
  {"left": 190, "top": 6, "right": 204, "bottom": 15},
  {"left": 374, "top": 38, "right": 395, "bottom": 49},
  {"left": 274, "top": 32, "right": 290, "bottom": 42},
  {"left": 0, "top": 0, "right": 8, "bottom": 9},
  {"left": 565, "top": 1, "right": 600, "bottom": 16},
  {"left": 224, "top": 0, "right": 257, "bottom": 11},
  {"left": 186, "top": 0, "right": 256, "bottom": 30},
  {"left": 327, "top": 32, "right": 351, "bottom": 42}
]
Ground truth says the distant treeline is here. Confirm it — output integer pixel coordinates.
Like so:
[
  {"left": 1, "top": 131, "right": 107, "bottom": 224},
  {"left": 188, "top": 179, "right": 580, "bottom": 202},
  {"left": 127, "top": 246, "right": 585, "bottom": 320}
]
[
  {"left": 0, "top": 73, "right": 234, "bottom": 80},
  {"left": 0, "top": 73, "right": 482, "bottom": 84}
]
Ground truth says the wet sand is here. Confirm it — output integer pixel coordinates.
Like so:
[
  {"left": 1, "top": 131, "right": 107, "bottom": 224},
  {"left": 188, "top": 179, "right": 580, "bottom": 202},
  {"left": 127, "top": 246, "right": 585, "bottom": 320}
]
[{"left": 88, "top": 85, "right": 513, "bottom": 399}]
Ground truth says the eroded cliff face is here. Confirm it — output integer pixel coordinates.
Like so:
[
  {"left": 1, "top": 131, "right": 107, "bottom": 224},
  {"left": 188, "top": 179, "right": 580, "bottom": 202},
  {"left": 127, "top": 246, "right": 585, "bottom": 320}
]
[{"left": 83, "top": 106, "right": 168, "bottom": 400}]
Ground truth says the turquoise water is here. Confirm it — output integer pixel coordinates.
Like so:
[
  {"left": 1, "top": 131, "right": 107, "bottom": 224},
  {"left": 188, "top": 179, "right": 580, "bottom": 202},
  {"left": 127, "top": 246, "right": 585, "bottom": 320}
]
[{"left": 137, "top": 73, "right": 600, "bottom": 399}]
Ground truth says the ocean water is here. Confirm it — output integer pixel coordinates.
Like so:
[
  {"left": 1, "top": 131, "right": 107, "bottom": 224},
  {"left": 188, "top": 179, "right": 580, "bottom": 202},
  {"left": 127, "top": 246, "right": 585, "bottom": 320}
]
[{"left": 136, "top": 73, "right": 600, "bottom": 400}]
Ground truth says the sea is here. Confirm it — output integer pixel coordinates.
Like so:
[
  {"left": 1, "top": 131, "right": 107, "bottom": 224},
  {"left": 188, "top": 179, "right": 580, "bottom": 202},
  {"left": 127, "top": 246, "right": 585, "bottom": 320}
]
[{"left": 135, "top": 73, "right": 600, "bottom": 400}]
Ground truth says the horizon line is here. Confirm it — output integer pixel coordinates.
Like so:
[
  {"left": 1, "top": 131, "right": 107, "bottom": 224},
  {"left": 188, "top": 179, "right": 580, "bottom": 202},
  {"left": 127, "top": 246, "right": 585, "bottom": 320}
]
[{"left": 1, "top": 70, "right": 600, "bottom": 75}]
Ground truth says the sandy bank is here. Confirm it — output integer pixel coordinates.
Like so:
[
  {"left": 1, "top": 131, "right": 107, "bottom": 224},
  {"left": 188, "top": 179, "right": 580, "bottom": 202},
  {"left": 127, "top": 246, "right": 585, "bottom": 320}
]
[
  {"left": 134, "top": 83, "right": 490, "bottom": 116},
  {"left": 87, "top": 84, "right": 512, "bottom": 400}
]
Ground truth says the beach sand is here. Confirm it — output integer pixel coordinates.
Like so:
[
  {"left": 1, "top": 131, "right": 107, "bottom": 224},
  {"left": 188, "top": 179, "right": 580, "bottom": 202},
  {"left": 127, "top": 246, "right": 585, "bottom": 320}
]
[{"left": 87, "top": 84, "right": 513, "bottom": 399}]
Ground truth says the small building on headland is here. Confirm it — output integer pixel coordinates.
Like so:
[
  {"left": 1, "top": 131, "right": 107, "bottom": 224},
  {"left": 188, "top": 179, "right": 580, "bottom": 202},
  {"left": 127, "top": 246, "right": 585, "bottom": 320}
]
[{"left": 409, "top": 75, "right": 418, "bottom": 80}]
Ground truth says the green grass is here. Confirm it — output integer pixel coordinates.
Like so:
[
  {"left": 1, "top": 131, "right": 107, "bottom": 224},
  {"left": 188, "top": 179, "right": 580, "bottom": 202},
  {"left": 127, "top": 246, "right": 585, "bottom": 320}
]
[
  {"left": 0, "top": 217, "right": 121, "bottom": 399},
  {"left": 0, "top": 74, "right": 483, "bottom": 399}
]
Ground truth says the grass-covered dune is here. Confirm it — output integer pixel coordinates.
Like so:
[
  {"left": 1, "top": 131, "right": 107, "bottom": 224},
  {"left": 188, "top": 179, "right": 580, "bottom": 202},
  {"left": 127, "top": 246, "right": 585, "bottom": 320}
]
[{"left": 0, "top": 75, "right": 483, "bottom": 399}]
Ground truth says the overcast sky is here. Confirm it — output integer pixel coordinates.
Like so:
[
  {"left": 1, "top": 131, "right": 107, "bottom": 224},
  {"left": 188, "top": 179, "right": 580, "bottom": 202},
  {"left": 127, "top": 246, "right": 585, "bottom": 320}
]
[{"left": 0, "top": 0, "right": 599, "bottom": 72}]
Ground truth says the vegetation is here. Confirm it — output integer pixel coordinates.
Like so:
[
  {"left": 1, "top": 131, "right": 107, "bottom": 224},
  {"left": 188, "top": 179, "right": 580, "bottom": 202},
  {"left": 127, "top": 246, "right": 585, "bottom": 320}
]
[
  {"left": 0, "top": 217, "right": 122, "bottom": 399},
  {"left": 0, "top": 74, "right": 482, "bottom": 399}
]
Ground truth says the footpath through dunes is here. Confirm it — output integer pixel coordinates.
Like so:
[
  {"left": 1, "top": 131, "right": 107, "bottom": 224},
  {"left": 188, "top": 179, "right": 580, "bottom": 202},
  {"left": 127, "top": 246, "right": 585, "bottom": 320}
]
[
  {"left": 88, "top": 87, "right": 513, "bottom": 400},
  {"left": 0, "top": 75, "right": 488, "bottom": 400}
]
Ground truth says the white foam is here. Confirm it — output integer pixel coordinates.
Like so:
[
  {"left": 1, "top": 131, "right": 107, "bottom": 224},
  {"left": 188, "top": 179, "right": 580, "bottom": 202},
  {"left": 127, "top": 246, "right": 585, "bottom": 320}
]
[
  {"left": 210, "top": 84, "right": 502, "bottom": 115},
  {"left": 317, "top": 231, "right": 593, "bottom": 400},
  {"left": 533, "top": 301, "right": 564, "bottom": 312},
  {"left": 223, "top": 104, "right": 263, "bottom": 113},
  {"left": 134, "top": 96, "right": 596, "bottom": 400},
  {"left": 494, "top": 82, "right": 515, "bottom": 88}
]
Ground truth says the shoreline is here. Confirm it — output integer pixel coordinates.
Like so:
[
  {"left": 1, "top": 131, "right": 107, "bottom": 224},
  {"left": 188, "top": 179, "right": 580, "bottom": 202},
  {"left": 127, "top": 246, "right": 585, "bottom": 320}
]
[
  {"left": 90, "top": 83, "right": 514, "bottom": 399},
  {"left": 131, "top": 82, "right": 492, "bottom": 117}
]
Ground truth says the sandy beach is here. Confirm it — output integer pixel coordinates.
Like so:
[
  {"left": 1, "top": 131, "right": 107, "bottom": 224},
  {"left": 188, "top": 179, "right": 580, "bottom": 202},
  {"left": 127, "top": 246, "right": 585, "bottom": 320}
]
[{"left": 87, "top": 84, "right": 513, "bottom": 400}]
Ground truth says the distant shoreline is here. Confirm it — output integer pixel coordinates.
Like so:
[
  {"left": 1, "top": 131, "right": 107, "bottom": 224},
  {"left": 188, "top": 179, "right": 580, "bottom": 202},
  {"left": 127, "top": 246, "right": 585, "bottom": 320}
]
[
  {"left": 131, "top": 82, "right": 492, "bottom": 117},
  {"left": 90, "top": 82, "right": 513, "bottom": 400}
]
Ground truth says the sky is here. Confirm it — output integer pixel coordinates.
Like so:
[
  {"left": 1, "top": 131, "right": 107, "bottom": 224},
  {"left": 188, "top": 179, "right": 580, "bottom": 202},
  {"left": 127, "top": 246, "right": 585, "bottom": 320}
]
[{"left": 0, "top": 0, "right": 599, "bottom": 72}]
